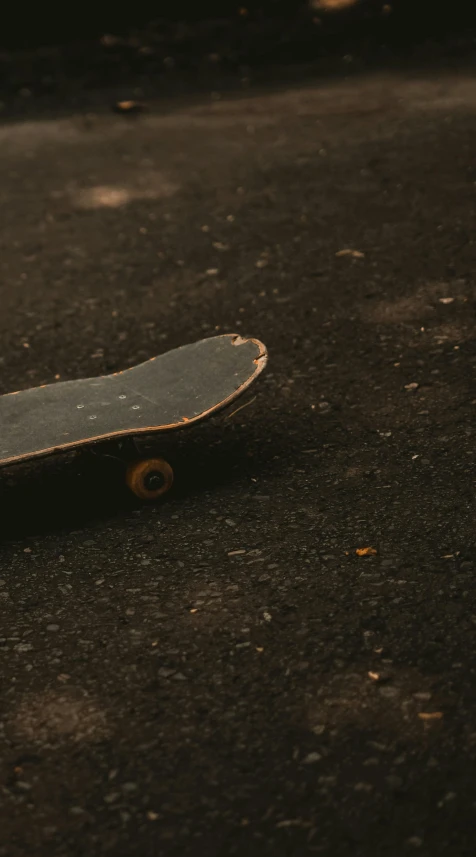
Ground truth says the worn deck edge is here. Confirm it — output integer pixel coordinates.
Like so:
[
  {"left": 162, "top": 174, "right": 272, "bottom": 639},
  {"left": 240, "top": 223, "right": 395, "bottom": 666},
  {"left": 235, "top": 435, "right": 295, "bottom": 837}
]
[{"left": 0, "top": 335, "right": 267, "bottom": 467}]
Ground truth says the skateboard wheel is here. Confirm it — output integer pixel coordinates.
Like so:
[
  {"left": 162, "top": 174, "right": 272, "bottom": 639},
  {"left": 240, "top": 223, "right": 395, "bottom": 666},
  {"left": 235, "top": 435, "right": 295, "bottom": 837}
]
[{"left": 125, "top": 458, "right": 173, "bottom": 501}]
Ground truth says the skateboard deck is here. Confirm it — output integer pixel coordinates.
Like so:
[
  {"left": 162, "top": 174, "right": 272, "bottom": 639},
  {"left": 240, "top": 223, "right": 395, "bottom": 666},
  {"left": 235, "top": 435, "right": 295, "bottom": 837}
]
[{"left": 0, "top": 334, "right": 267, "bottom": 467}]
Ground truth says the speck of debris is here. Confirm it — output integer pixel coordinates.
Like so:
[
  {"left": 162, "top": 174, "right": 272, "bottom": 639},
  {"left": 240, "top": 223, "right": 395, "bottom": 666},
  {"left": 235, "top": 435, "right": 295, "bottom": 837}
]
[
  {"left": 418, "top": 711, "right": 443, "bottom": 721},
  {"left": 113, "top": 100, "right": 145, "bottom": 115},
  {"left": 335, "top": 248, "right": 365, "bottom": 258},
  {"left": 356, "top": 547, "right": 377, "bottom": 557}
]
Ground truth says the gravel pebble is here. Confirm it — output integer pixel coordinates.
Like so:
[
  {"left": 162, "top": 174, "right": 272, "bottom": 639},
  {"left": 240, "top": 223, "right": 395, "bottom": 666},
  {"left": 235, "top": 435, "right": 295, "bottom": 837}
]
[{"left": 302, "top": 752, "right": 322, "bottom": 765}]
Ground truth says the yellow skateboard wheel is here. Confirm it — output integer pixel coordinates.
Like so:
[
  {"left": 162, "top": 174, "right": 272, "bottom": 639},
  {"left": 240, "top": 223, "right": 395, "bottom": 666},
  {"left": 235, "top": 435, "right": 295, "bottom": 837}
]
[{"left": 125, "top": 458, "right": 173, "bottom": 501}]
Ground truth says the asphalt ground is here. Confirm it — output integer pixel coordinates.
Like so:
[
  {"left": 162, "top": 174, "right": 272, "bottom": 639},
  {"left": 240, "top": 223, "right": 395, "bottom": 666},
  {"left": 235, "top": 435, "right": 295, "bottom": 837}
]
[{"left": 1, "top": 66, "right": 476, "bottom": 856}]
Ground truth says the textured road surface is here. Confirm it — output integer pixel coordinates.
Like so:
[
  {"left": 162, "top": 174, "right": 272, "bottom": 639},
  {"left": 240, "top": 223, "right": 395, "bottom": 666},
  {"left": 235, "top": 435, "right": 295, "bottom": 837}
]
[{"left": 1, "top": 70, "right": 476, "bottom": 856}]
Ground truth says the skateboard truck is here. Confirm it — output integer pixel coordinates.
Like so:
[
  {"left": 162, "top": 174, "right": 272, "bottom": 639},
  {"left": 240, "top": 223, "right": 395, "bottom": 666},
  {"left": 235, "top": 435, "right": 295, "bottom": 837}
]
[{"left": 84, "top": 437, "right": 174, "bottom": 501}]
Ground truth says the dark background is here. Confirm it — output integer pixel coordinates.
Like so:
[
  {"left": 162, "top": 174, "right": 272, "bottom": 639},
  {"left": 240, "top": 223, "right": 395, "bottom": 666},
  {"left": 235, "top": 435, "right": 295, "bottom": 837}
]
[
  {"left": 2, "top": 1, "right": 475, "bottom": 49},
  {"left": 2, "top": 1, "right": 476, "bottom": 92}
]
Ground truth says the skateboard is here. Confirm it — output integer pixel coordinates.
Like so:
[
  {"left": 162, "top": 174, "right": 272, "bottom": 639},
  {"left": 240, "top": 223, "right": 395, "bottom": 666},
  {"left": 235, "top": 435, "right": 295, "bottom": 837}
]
[{"left": 0, "top": 333, "right": 267, "bottom": 500}]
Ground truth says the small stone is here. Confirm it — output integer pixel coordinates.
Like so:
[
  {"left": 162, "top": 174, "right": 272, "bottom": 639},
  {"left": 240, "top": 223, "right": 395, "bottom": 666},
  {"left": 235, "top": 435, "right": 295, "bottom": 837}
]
[
  {"left": 354, "top": 782, "right": 373, "bottom": 792},
  {"left": 370, "top": 669, "right": 392, "bottom": 683},
  {"left": 302, "top": 752, "right": 322, "bottom": 764},
  {"left": 379, "top": 685, "right": 399, "bottom": 698},
  {"left": 122, "top": 782, "right": 138, "bottom": 793},
  {"left": 14, "top": 642, "right": 33, "bottom": 652},
  {"left": 158, "top": 667, "right": 176, "bottom": 678},
  {"left": 404, "top": 382, "right": 419, "bottom": 391},
  {"left": 438, "top": 791, "right": 456, "bottom": 806},
  {"left": 311, "top": 724, "right": 326, "bottom": 735},
  {"left": 104, "top": 792, "right": 120, "bottom": 804},
  {"left": 406, "top": 836, "right": 423, "bottom": 848},
  {"left": 46, "top": 624, "right": 60, "bottom": 632},
  {"left": 367, "top": 741, "right": 389, "bottom": 751}
]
